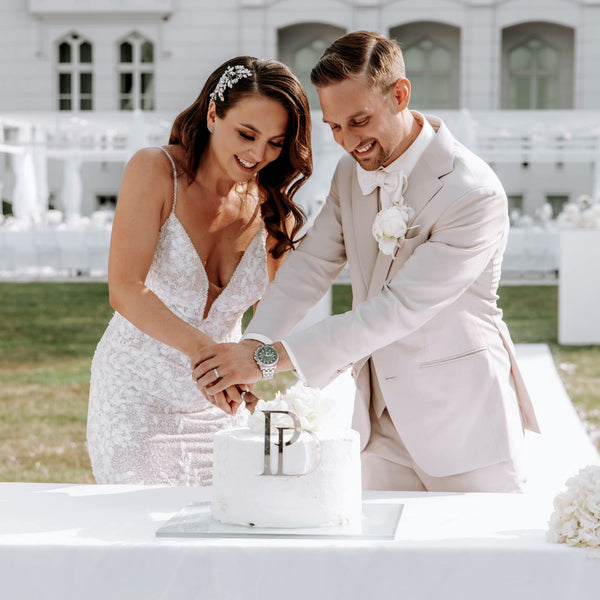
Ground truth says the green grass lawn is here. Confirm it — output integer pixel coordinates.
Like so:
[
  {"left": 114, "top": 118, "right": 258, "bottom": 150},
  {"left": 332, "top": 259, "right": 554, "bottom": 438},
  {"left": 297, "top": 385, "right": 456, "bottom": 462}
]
[{"left": 1, "top": 282, "right": 598, "bottom": 483}]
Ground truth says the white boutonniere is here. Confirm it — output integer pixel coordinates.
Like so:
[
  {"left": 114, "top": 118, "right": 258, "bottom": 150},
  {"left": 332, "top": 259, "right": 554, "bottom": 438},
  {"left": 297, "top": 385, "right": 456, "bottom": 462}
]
[{"left": 372, "top": 203, "right": 416, "bottom": 256}]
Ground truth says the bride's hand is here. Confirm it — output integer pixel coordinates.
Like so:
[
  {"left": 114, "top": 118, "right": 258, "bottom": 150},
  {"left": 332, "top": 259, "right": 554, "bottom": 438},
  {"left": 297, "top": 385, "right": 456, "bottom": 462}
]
[
  {"left": 239, "top": 390, "right": 259, "bottom": 413},
  {"left": 202, "top": 388, "right": 237, "bottom": 415},
  {"left": 197, "top": 378, "right": 257, "bottom": 415},
  {"left": 191, "top": 340, "right": 262, "bottom": 394},
  {"left": 228, "top": 384, "right": 259, "bottom": 413}
]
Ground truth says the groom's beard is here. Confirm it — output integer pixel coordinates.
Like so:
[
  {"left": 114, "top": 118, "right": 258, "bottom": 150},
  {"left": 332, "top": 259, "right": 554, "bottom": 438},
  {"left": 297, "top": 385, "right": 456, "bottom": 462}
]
[
  {"left": 351, "top": 139, "right": 400, "bottom": 171},
  {"left": 351, "top": 141, "right": 383, "bottom": 171}
]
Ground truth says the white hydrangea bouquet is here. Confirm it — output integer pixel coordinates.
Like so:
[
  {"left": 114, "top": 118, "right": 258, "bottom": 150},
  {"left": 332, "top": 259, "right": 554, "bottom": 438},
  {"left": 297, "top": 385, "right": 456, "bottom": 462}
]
[
  {"left": 247, "top": 381, "right": 336, "bottom": 434},
  {"left": 547, "top": 465, "right": 600, "bottom": 547}
]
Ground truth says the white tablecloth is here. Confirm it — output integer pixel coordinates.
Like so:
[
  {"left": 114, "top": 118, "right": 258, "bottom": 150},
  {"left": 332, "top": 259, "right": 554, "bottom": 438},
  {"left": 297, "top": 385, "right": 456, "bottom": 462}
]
[
  {"left": 559, "top": 229, "right": 600, "bottom": 344},
  {"left": 503, "top": 227, "right": 560, "bottom": 274},
  {"left": 0, "top": 483, "right": 598, "bottom": 600},
  {"left": 0, "top": 227, "right": 111, "bottom": 273},
  {"left": 1, "top": 225, "right": 562, "bottom": 277}
]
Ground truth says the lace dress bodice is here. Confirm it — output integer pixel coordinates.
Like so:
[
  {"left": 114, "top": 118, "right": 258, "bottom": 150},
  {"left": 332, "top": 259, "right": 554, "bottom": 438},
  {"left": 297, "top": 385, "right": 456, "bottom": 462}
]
[{"left": 87, "top": 147, "right": 269, "bottom": 485}]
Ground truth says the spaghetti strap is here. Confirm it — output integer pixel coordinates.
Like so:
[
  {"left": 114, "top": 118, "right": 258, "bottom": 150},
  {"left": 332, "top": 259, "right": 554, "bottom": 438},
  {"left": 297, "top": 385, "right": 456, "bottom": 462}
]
[{"left": 158, "top": 146, "right": 178, "bottom": 213}]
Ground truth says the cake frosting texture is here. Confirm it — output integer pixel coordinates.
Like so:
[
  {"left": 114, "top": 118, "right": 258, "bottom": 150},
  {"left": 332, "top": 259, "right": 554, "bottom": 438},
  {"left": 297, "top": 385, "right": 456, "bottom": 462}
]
[{"left": 211, "top": 382, "right": 362, "bottom": 529}]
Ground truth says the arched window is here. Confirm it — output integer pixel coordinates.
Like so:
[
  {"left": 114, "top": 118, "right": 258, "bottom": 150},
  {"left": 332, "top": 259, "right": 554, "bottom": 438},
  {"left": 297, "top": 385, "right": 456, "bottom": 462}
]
[
  {"left": 118, "top": 33, "right": 155, "bottom": 111},
  {"left": 278, "top": 23, "right": 346, "bottom": 110},
  {"left": 390, "top": 22, "right": 460, "bottom": 110},
  {"left": 502, "top": 23, "right": 574, "bottom": 109},
  {"left": 56, "top": 32, "right": 93, "bottom": 111}
]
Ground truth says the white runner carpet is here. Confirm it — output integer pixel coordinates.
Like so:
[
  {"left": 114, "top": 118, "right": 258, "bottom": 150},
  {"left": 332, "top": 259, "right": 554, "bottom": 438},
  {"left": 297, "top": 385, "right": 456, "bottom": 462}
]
[{"left": 517, "top": 343, "right": 600, "bottom": 493}]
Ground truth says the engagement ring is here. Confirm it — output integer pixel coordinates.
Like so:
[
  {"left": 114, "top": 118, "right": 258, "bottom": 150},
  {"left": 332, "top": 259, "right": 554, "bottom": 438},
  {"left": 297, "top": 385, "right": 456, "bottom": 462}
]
[{"left": 213, "top": 368, "right": 220, "bottom": 379}]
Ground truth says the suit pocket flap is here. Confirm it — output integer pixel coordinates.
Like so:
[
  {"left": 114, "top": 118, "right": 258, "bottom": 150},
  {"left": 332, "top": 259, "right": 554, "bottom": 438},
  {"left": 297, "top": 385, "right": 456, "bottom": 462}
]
[{"left": 419, "top": 346, "right": 488, "bottom": 368}]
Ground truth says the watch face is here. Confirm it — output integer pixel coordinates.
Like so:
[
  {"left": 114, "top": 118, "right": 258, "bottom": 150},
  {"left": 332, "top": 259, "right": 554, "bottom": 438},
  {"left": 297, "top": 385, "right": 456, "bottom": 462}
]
[{"left": 257, "top": 345, "right": 278, "bottom": 365}]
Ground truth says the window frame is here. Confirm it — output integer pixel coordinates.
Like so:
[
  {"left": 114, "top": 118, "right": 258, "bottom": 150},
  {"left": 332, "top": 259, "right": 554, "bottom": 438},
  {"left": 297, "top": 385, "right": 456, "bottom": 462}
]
[
  {"left": 117, "top": 32, "right": 156, "bottom": 111},
  {"left": 56, "top": 32, "right": 94, "bottom": 112}
]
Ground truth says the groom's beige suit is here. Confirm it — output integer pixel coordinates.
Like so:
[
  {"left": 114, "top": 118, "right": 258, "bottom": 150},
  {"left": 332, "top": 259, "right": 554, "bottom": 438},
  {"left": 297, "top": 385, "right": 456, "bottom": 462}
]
[{"left": 246, "top": 114, "right": 540, "bottom": 479}]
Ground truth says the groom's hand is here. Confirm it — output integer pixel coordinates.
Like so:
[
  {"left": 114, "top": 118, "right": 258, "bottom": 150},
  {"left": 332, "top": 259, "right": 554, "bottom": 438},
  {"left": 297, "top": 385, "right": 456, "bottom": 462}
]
[{"left": 192, "top": 340, "right": 262, "bottom": 396}]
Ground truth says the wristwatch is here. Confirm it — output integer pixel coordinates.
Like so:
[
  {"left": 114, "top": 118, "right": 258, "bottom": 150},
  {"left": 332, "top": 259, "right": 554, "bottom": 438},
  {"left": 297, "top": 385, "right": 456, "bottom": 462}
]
[{"left": 253, "top": 344, "right": 279, "bottom": 380}]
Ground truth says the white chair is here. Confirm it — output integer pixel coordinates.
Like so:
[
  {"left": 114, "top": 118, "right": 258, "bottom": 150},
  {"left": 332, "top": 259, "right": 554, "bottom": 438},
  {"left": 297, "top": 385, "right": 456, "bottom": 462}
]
[
  {"left": 58, "top": 230, "right": 88, "bottom": 274},
  {"left": 86, "top": 228, "right": 111, "bottom": 273},
  {"left": 0, "top": 230, "right": 17, "bottom": 270},
  {"left": 34, "top": 229, "right": 61, "bottom": 270},
  {"left": 12, "top": 230, "right": 38, "bottom": 271}
]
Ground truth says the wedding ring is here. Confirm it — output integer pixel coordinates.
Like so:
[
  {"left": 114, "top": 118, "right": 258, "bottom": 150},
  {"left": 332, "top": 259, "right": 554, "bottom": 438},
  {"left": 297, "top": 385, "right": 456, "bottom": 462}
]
[
  {"left": 240, "top": 391, "right": 247, "bottom": 402},
  {"left": 213, "top": 368, "right": 220, "bottom": 379}
]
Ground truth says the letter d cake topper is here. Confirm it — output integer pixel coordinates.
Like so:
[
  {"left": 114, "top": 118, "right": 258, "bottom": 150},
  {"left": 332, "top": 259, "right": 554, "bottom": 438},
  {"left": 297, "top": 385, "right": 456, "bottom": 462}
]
[{"left": 261, "top": 410, "right": 321, "bottom": 476}]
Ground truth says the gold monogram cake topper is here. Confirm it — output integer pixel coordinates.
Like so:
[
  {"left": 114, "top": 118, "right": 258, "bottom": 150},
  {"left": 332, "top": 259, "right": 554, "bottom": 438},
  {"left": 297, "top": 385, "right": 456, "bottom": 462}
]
[{"left": 261, "top": 410, "right": 322, "bottom": 477}]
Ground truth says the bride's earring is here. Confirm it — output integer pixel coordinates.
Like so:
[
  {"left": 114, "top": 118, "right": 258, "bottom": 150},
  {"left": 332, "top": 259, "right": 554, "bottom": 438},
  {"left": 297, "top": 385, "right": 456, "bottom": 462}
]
[{"left": 208, "top": 124, "right": 214, "bottom": 133}]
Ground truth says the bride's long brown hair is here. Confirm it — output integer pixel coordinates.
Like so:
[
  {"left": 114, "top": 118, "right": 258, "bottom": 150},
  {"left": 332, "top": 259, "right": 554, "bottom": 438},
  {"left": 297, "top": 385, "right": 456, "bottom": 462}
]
[{"left": 169, "top": 56, "right": 312, "bottom": 258}]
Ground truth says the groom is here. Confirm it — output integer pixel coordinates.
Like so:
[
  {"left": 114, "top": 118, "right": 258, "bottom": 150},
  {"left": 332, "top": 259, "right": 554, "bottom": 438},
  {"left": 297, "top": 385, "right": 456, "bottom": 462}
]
[{"left": 193, "top": 30, "right": 540, "bottom": 492}]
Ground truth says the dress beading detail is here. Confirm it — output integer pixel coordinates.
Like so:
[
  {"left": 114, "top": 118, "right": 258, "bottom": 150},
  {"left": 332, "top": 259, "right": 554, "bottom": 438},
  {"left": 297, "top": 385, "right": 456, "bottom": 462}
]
[{"left": 87, "top": 147, "right": 269, "bottom": 486}]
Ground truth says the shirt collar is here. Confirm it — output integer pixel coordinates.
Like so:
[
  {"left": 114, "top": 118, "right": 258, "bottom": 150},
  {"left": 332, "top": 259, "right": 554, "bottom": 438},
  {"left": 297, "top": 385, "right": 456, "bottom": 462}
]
[{"left": 380, "top": 111, "right": 435, "bottom": 178}]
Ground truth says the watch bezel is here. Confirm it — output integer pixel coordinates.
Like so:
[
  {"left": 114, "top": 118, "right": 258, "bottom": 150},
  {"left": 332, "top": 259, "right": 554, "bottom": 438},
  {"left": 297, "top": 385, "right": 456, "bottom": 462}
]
[{"left": 254, "top": 344, "right": 278, "bottom": 366}]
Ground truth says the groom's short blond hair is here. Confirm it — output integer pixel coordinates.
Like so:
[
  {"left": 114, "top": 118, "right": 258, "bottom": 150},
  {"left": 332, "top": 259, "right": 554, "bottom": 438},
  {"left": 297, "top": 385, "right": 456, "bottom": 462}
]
[{"left": 310, "top": 31, "right": 405, "bottom": 93}]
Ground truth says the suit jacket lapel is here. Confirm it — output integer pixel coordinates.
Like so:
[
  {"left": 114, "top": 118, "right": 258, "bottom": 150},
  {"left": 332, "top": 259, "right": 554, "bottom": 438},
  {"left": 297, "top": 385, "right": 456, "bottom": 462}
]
[
  {"left": 366, "top": 117, "right": 455, "bottom": 299},
  {"left": 367, "top": 217, "right": 395, "bottom": 299},
  {"left": 403, "top": 118, "right": 453, "bottom": 225},
  {"left": 352, "top": 172, "right": 379, "bottom": 293}
]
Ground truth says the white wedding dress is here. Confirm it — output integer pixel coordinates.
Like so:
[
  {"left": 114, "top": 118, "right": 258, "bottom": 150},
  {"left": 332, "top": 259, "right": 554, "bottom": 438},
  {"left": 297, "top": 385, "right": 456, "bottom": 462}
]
[{"left": 87, "top": 147, "right": 269, "bottom": 486}]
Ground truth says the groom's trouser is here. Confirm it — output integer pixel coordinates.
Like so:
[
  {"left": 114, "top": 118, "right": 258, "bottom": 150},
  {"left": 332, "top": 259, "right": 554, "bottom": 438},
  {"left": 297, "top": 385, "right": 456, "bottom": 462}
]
[{"left": 361, "top": 363, "right": 524, "bottom": 493}]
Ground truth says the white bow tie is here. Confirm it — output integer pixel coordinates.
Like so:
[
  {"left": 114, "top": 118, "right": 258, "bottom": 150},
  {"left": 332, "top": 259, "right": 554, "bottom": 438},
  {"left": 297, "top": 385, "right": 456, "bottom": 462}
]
[{"left": 357, "top": 166, "right": 408, "bottom": 210}]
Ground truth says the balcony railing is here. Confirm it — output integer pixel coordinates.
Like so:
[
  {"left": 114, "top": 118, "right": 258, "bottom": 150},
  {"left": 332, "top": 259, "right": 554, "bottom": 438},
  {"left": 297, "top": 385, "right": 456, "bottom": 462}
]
[
  {"left": 434, "top": 110, "right": 600, "bottom": 163},
  {"left": 2, "top": 110, "right": 600, "bottom": 164}
]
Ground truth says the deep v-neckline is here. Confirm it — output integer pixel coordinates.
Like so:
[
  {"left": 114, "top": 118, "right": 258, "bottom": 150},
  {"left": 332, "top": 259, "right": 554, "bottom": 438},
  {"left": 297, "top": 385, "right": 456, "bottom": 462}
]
[{"left": 168, "top": 212, "right": 263, "bottom": 319}]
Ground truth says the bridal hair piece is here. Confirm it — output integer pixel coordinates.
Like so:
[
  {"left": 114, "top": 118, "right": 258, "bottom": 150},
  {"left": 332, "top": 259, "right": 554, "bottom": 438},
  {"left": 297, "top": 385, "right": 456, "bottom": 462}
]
[
  {"left": 209, "top": 65, "right": 253, "bottom": 104},
  {"left": 169, "top": 56, "right": 311, "bottom": 259}
]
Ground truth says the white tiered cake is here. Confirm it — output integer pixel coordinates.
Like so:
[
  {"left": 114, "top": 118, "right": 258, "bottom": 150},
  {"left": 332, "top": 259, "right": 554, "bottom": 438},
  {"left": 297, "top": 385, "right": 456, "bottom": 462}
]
[{"left": 211, "top": 382, "right": 362, "bottom": 529}]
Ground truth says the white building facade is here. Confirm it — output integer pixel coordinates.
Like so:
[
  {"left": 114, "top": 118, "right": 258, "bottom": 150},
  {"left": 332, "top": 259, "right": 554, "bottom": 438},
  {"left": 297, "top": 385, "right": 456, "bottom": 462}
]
[{"left": 1, "top": 0, "right": 600, "bottom": 220}]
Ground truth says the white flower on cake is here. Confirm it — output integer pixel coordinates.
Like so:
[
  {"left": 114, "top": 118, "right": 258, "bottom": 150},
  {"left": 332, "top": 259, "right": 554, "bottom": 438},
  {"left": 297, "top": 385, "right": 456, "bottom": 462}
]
[
  {"left": 247, "top": 381, "right": 336, "bottom": 434},
  {"left": 372, "top": 203, "right": 416, "bottom": 256},
  {"left": 547, "top": 465, "right": 600, "bottom": 547}
]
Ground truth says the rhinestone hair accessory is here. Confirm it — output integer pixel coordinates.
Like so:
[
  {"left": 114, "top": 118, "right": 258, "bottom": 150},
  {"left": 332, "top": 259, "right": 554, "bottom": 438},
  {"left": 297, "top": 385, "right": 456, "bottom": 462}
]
[{"left": 209, "top": 65, "right": 253, "bottom": 104}]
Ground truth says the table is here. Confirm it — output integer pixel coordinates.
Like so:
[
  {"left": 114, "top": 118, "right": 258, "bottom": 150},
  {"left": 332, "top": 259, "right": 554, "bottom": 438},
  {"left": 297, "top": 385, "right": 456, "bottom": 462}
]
[
  {"left": 559, "top": 229, "right": 600, "bottom": 344},
  {"left": 0, "top": 227, "right": 111, "bottom": 274},
  {"left": 1, "top": 483, "right": 598, "bottom": 600},
  {"left": 1, "top": 225, "right": 562, "bottom": 279},
  {"left": 502, "top": 226, "right": 560, "bottom": 275}
]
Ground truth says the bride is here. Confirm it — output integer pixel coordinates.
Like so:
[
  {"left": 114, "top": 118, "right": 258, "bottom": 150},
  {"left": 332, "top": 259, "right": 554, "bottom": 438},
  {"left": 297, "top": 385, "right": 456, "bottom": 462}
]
[{"left": 87, "top": 56, "right": 312, "bottom": 485}]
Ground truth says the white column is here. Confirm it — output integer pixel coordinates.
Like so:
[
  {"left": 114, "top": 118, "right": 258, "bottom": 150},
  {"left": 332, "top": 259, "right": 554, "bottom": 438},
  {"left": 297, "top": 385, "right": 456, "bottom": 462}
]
[
  {"left": 463, "top": 5, "right": 497, "bottom": 109},
  {"left": 33, "top": 126, "right": 49, "bottom": 216},
  {"left": 593, "top": 141, "right": 600, "bottom": 201},
  {"left": 126, "top": 109, "right": 150, "bottom": 160},
  {"left": 12, "top": 125, "right": 40, "bottom": 225},
  {"left": 60, "top": 158, "right": 83, "bottom": 221}
]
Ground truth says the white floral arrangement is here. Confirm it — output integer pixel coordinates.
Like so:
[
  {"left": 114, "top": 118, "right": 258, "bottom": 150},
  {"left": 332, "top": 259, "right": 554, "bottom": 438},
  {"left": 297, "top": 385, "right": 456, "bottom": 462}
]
[
  {"left": 547, "top": 465, "right": 600, "bottom": 547},
  {"left": 372, "top": 203, "right": 416, "bottom": 256},
  {"left": 247, "top": 381, "right": 336, "bottom": 434},
  {"left": 557, "top": 196, "right": 600, "bottom": 229}
]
